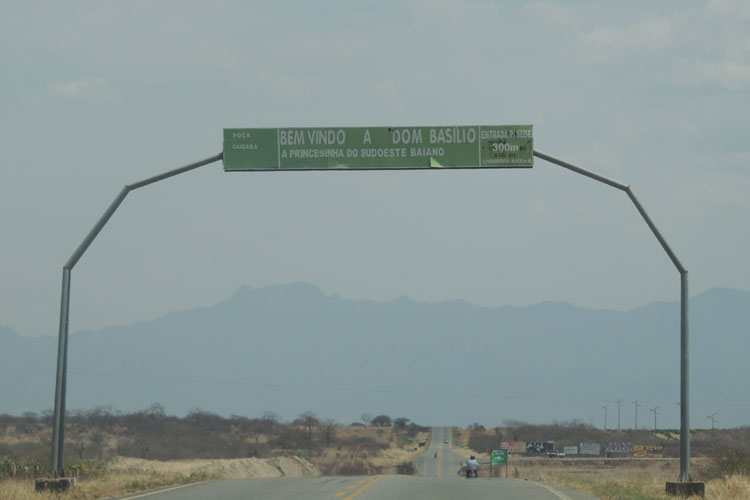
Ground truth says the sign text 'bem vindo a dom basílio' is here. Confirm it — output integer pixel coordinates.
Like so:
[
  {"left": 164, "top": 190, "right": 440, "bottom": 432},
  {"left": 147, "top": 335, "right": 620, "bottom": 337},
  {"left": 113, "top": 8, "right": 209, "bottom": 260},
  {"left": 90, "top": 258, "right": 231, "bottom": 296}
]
[{"left": 223, "top": 125, "right": 533, "bottom": 171}]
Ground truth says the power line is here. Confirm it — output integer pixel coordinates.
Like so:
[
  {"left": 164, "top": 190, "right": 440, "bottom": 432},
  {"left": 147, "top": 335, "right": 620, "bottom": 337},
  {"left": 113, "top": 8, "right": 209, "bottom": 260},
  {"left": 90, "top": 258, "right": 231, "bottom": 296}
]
[
  {"left": 58, "top": 369, "right": 625, "bottom": 404},
  {"left": 39, "top": 369, "right": 750, "bottom": 409}
]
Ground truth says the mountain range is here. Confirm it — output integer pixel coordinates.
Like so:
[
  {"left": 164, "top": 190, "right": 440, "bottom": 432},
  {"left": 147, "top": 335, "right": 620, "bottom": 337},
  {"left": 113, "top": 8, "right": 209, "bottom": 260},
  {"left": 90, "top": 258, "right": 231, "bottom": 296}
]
[{"left": 2, "top": 283, "right": 748, "bottom": 428}]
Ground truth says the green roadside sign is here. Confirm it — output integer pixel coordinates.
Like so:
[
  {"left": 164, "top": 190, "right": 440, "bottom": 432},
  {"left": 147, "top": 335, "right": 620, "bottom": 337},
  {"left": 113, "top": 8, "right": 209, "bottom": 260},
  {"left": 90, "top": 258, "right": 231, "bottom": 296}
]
[
  {"left": 491, "top": 449, "right": 508, "bottom": 465},
  {"left": 223, "top": 125, "right": 533, "bottom": 171}
]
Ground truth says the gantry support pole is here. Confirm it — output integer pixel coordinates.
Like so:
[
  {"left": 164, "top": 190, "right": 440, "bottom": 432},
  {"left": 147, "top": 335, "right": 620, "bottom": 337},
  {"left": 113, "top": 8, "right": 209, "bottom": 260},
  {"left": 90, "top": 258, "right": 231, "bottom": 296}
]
[
  {"left": 50, "top": 153, "right": 223, "bottom": 477},
  {"left": 533, "top": 150, "right": 690, "bottom": 482}
]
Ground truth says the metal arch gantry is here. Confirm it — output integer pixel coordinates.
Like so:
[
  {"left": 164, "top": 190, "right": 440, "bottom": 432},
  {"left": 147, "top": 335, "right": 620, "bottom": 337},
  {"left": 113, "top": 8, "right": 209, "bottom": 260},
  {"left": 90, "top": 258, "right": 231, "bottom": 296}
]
[{"left": 49, "top": 148, "right": 691, "bottom": 483}]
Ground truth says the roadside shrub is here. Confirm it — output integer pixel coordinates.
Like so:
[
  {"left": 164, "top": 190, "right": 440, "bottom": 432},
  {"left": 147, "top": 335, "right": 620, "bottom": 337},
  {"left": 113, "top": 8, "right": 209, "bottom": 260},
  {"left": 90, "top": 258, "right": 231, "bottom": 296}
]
[
  {"left": 68, "top": 460, "right": 90, "bottom": 477},
  {"left": 1, "top": 405, "right": 426, "bottom": 467},
  {"left": 246, "top": 445, "right": 268, "bottom": 458},
  {"left": 268, "top": 427, "right": 312, "bottom": 451},
  {"left": 0, "top": 458, "right": 15, "bottom": 478},
  {"left": 336, "top": 461, "right": 369, "bottom": 475},
  {"left": 710, "top": 447, "right": 750, "bottom": 477},
  {"left": 468, "top": 429, "right": 501, "bottom": 453},
  {"left": 335, "top": 436, "right": 388, "bottom": 454}
]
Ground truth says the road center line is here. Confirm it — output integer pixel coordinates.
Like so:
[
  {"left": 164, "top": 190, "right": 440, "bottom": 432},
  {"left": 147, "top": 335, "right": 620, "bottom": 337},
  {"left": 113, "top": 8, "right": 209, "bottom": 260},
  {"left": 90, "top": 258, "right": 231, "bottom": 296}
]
[{"left": 342, "top": 476, "right": 383, "bottom": 500}]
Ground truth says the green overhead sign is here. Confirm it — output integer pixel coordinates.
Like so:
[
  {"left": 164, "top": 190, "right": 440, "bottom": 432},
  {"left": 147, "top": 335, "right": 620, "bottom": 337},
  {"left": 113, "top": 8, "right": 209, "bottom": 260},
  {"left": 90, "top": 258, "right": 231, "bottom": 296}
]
[
  {"left": 223, "top": 125, "right": 533, "bottom": 171},
  {"left": 491, "top": 449, "right": 508, "bottom": 465}
]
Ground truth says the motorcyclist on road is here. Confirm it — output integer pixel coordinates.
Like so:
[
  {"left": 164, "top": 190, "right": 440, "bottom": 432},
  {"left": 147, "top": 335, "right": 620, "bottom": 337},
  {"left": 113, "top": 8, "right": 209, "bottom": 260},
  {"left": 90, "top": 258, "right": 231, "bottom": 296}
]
[{"left": 466, "top": 455, "right": 479, "bottom": 478}]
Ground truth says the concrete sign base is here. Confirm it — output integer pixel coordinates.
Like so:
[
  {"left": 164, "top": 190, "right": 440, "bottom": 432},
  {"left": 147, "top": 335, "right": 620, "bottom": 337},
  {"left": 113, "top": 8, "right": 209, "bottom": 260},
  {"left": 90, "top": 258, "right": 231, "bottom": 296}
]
[{"left": 666, "top": 481, "right": 705, "bottom": 498}]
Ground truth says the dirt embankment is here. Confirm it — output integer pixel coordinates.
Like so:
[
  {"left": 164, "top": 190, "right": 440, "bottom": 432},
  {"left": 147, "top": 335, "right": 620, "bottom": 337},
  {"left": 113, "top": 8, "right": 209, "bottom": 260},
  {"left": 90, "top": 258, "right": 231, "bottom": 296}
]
[
  {"left": 312, "top": 428, "right": 431, "bottom": 476},
  {"left": 108, "top": 455, "right": 319, "bottom": 479}
]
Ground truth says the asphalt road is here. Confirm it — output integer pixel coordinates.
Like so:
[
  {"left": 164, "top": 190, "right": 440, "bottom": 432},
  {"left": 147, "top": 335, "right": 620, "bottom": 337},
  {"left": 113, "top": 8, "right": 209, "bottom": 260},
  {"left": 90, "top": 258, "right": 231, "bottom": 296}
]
[
  {"left": 119, "top": 427, "right": 599, "bottom": 500},
  {"left": 414, "top": 426, "right": 461, "bottom": 478}
]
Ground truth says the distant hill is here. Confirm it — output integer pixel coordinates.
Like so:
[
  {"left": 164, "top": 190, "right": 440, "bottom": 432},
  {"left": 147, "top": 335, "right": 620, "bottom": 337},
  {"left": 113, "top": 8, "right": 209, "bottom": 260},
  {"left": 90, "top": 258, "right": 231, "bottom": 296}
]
[{"left": 2, "top": 284, "right": 748, "bottom": 428}]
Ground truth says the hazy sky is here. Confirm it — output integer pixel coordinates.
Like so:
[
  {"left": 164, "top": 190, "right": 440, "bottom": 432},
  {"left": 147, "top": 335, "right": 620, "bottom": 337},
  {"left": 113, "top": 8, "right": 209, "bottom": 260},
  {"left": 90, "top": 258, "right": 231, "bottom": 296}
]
[{"left": 1, "top": 0, "right": 748, "bottom": 338}]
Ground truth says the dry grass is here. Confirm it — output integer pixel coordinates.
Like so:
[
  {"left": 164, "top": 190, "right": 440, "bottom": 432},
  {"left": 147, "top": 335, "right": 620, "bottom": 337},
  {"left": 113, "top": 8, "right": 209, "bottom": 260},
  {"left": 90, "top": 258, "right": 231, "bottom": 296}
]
[
  {"left": 1, "top": 470, "right": 219, "bottom": 500},
  {"left": 108, "top": 455, "right": 319, "bottom": 478},
  {"left": 369, "top": 431, "right": 431, "bottom": 467},
  {"left": 511, "top": 457, "right": 749, "bottom": 499},
  {"left": 708, "top": 475, "right": 750, "bottom": 500},
  {"left": 1, "top": 455, "right": 319, "bottom": 499},
  {"left": 542, "top": 473, "right": 750, "bottom": 500}
]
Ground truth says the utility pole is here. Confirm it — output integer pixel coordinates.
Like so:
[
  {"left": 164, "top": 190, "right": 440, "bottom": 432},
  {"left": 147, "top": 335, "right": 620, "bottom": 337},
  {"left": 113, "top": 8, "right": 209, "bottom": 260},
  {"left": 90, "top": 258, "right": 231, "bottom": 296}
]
[
  {"left": 633, "top": 399, "right": 642, "bottom": 430},
  {"left": 616, "top": 399, "right": 624, "bottom": 430},
  {"left": 706, "top": 412, "right": 719, "bottom": 430},
  {"left": 602, "top": 405, "right": 609, "bottom": 430},
  {"left": 651, "top": 407, "right": 659, "bottom": 430}
]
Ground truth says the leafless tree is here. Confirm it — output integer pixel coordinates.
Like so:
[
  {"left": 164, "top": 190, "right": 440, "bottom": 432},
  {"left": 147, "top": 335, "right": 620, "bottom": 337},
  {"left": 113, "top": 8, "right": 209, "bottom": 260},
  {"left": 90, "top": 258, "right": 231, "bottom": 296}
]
[
  {"left": 146, "top": 402, "right": 165, "bottom": 417},
  {"left": 298, "top": 411, "right": 319, "bottom": 441},
  {"left": 41, "top": 408, "right": 54, "bottom": 426},
  {"left": 321, "top": 418, "right": 337, "bottom": 448}
]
